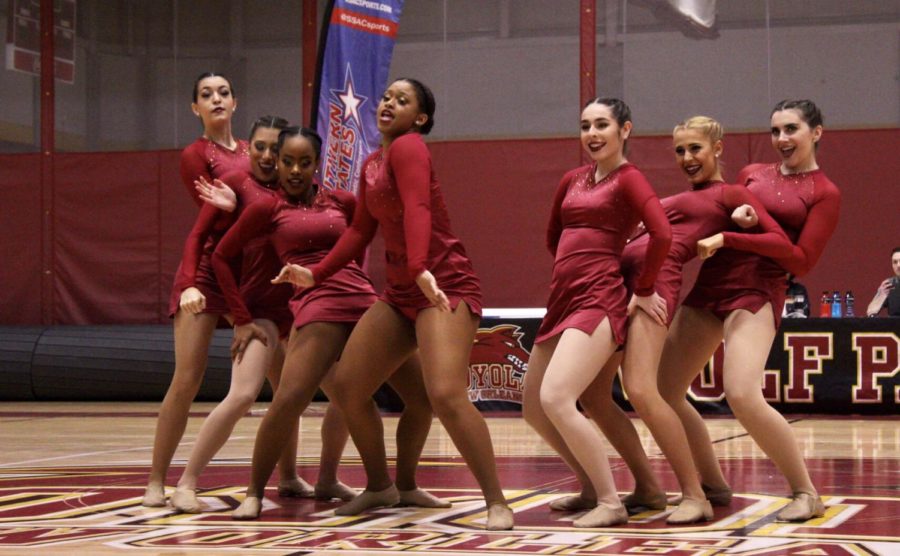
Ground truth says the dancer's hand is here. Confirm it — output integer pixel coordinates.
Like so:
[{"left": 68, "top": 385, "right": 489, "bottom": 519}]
[
  {"left": 196, "top": 177, "right": 237, "bottom": 212},
  {"left": 416, "top": 270, "right": 450, "bottom": 312},
  {"left": 731, "top": 204, "right": 758, "bottom": 228},
  {"left": 179, "top": 287, "right": 206, "bottom": 314},
  {"left": 272, "top": 264, "right": 314, "bottom": 289},
  {"left": 231, "top": 322, "right": 268, "bottom": 363},
  {"left": 627, "top": 292, "right": 667, "bottom": 326},
  {"left": 697, "top": 233, "right": 725, "bottom": 259}
]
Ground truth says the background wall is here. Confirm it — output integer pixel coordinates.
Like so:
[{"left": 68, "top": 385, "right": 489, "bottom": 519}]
[
  {"left": 1, "top": 0, "right": 898, "bottom": 324},
  {"left": 1, "top": 128, "right": 897, "bottom": 324},
  {"left": 2, "top": 1, "right": 897, "bottom": 151}
]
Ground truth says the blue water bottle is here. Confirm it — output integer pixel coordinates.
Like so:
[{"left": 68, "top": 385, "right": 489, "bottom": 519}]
[
  {"left": 831, "top": 290, "right": 842, "bottom": 318},
  {"left": 845, "top": 290, "right": 855, "bottom": 317}
]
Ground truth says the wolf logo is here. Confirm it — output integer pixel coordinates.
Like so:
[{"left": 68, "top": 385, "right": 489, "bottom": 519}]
[{"left": 468, "top": 325, "right": 531, "bottom": 404}]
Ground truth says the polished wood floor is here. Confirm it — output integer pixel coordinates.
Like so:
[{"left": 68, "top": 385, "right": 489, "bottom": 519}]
[{"left": 1, "top": 402, "right": 898, "bottom": 555}]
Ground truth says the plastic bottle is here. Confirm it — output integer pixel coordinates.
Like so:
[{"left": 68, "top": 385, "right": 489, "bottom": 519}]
[
  {"left": 831, "top": 290, "right": 842, "bottom": 318},
  {"left": 820, "top": 291, "right": 830, "bottom": 317},
  {"left": 845, "top": 290, "right": 855, "bottom": 317}
]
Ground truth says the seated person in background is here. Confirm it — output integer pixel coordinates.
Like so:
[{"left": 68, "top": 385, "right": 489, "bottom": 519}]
[
  {"left": 783, "top": 278, "right": 810, "bottom": 318},
  {"left": 866, "top": 247, "right": 900, "bottom": 317}
]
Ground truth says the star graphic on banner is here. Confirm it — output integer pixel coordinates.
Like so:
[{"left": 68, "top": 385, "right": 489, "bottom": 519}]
[
  {"left": 339, "top": 80, "right": 363, "bottom": 125},
  {"left": 333, "top": 66, "right": 366, "bottom": 126}
]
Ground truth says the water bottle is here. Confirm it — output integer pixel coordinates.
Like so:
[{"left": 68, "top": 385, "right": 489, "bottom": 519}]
[
  {"left": 845, "top": 290, "right": 855, "bottom": 317},
  {"left": 820, "top": 291, "right": 831, "bottom": 317},
  {"left": 831, "top": 290, "right": 842, "bottom": 318}
]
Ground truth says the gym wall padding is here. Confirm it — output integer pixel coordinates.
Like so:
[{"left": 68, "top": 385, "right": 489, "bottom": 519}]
[{"left": 0, "top": 325, "right": 271, "bottom": 401}]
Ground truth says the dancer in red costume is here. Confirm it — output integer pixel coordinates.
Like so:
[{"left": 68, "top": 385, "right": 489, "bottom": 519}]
[
  {"left": 659, "top": 100, "right": 840, "bottom": 522},
  {"left": 521, "top": 98, "right": 672, "bottom": 528},
  {"left": 204, "top": 127, "right": 444, "bottom": 519},
  {"left": 275, "top": 79, "right": 514, "bottom": 530},
  {"left": 144, "top": 117, "right": 310, "bottom": 508},
  {"left": 180, "top": 72, "right": 249, "bottom": 206},
  {"left": 552, "top": 116, "right": 793, "bottom": 524}
]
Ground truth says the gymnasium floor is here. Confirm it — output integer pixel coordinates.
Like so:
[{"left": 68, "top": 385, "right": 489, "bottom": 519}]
[{"left": 0, "top": 402, "right": 897, "bottom": 555}]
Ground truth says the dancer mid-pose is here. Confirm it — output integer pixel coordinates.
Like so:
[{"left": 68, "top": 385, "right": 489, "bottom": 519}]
[
  {"left": 659, "top": 100, "right": 840, "bottom": 522},
  {"left": 522, "top": 97, "right": 672, "bottom": 528},
  {"left": 168, "top": 117, "right": 359, "bottom": 512},
  {"left": 144, "top": 115, "right": 299, "bottom": 508},
  {"left": 206, "top": 127, "right": 443, "bottom": 519},
  {"left": 276, "top": 79, "right": 514, "bottom": 530},
  {"left": 566, "top": 116, "right": 793, "bottom": 524}
]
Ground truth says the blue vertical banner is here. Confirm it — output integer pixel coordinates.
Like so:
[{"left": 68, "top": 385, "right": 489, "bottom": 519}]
[{"left": 313, "top": 0, "right": 404, "bottom": 193}]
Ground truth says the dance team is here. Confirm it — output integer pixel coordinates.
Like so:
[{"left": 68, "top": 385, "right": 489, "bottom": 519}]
[{"left": 142, "top": 71, "right": 840, "bottom": 530}]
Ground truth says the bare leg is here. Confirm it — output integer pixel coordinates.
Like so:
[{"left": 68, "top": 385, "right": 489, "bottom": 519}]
[
  {"left": 143, "top": 311, "right": 219, "bottom": 506},
  {"left": 384, "top": 354, "right": 449, "bottom": 508},
  {"left": 620, "top": 311, "right": 709, "bottom": 523},
  {"left": 384, "top": 353, "right": 432, "bottom": 491},
  {"left": 329, "top": 302, "right": 417, "bottom": 514},
  {"left": 523, "top": 337, "right": 597, "bottom": 509},
  {"left": 262, "top": 341, "right": 307, "bottom": 493},
  {"left": 172, "top": 319, "right": 280, "bottom": 512},
  {"left": 416, "top": 303, "right": 512, "bottom": 529},
  {"left": 311, "top": 399, "right": 354, "bottom": 500},
  {"left": 721, "top": 305, "right": 821, "bottom": 520},
  {"left": 232, "top": 322, "right": 352, "bottom": 519},
  {"left": 580, "top": 352, "right": 666, "bottom": 511},
  {"left": 539, "top": 320, "right": 627, "bottom": 527},
  {"left": 658, "top": 306, "right": 730, "bottom": 493}
]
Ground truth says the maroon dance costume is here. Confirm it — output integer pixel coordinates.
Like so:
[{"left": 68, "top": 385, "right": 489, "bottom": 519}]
[
  {"left": 537, "top": 163, "right": 671, "bottom": 345},
  {"left": 683, "top": 163, "right": 841, "bottom": 325},
  {"left": 169, "top": 170, "right": 292, "bottom": 336},
  {"left": 621, "top": 180, "right": 792, "bottom": 324},
  {"left": 180, "top": 137, "right": 250, "bottom": 206},
  {"left": 312, "top": 133, "right": 482, "bottom": 321},
  {"left": 212, "top": 187, "right": 377, "bottom": 331}
]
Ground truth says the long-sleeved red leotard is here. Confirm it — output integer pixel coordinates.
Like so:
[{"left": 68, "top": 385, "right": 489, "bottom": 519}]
[
  {"left": 311, "top": 133, "right": 481, "bottom": 321},
  {"left": 212, "top": 188, "right": 376, "bottom": 330},
  {"left": 168, "top": 170, "right": 291, "bottom": 333},
  {"left": 536, "top": 163, "right": 672, "bottom": 345},
  {"left": 621, "top": 180, "right": 792, "bottom": 325},
  {"left": 683, "top": 163, "right": 841, "bottom": 326},
  {"left": 180, "top": 137, "right": 250, "bottom": 206}
]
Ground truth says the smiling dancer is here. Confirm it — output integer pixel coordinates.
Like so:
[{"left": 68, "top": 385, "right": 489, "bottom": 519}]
[
  {"left": 203, "top": 127, "right": 444, "bottom": 519},
  {"left": 521, "top": 97, "right": 672, "bottom": 528},
  {"left": 659, "top": 100, "right": 841, "bottom": 522},
  {"left": 560, "top": 116, "right": 793, "bottom": 524},
  {"left": 144, "top": 115, "right": 296, "bottom": 508}
]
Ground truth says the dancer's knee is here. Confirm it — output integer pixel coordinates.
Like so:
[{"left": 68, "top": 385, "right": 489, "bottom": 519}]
[
  {"left": 522, "top": 395, "right": 547, "bottom": 429},
  {"left": 221, "top": 390, "right": 258, "bottom": 415},
  {"left": 165, "top": 371, "right": 204, "bottom": 404},
  {"left": 723, "top": 379, "right": 764, "bottom": 418},
  {"left": 539, "top": 386, "right": 575, "bottom": 422},
  {"left": 622, "top": 382, "right": 660, "bottom": 416},
  {"left": 427, "top": 387, "right": 471, "bottom": 421}
]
